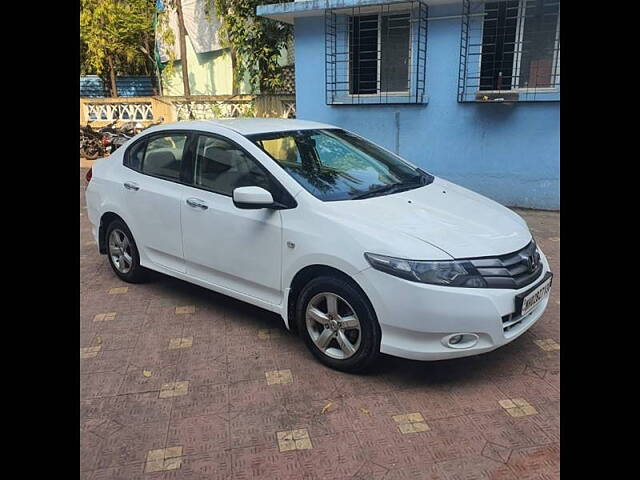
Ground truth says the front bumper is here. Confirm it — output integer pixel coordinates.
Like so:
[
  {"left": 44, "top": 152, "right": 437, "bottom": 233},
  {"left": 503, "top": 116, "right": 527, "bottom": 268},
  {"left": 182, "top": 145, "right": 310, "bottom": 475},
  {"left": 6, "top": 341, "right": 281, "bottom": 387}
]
[{"left": 354, "top": 253, "right": 551, "bottom": 361}]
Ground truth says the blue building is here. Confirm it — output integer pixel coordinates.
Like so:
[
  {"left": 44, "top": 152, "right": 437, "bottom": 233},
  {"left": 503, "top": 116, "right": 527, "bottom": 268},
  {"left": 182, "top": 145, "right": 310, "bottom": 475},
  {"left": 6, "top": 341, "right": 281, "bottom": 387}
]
[{"left": 258, "top": 0, "right": 560, "bottom": 209}]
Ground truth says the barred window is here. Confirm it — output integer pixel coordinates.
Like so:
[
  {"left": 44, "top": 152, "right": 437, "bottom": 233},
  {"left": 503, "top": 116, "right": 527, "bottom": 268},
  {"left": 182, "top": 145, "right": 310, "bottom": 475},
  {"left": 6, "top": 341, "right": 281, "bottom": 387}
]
[
  {"left": 325, "top": 1, "right": 428, "bottom": 105},
  {"left": 458, "top": 0, "right": 560, "bottom": 102}
]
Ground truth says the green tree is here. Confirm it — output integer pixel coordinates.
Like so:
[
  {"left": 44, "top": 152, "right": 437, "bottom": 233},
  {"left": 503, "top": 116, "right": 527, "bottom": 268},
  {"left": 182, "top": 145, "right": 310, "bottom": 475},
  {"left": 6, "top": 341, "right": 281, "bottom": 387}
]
[
  {"left": 208, "top": 0, "right": 292, "bottom": 93},
  {"left": 80, "top": 0, "right": 156, "bottom": 97}
]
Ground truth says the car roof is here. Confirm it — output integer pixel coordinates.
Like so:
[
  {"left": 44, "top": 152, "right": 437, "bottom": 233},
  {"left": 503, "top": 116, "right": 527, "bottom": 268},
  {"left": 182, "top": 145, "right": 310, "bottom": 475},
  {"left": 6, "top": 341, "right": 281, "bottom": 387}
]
[{"left": 149, "top": 118, "right": 338, "bottom": 136}]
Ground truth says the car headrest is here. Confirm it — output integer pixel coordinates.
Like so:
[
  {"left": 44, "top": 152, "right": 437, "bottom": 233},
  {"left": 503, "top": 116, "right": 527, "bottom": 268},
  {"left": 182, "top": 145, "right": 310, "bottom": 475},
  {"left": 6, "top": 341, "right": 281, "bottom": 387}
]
[{"left": 145, "top": 150, "right": 177, "bottom": 168}]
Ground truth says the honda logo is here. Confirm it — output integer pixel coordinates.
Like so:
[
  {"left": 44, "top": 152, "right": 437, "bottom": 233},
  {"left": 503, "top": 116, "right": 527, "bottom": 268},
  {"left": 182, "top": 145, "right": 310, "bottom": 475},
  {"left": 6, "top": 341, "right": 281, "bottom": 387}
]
[{"left": 521, "top": 250, "right": 539, "bottom": 272}]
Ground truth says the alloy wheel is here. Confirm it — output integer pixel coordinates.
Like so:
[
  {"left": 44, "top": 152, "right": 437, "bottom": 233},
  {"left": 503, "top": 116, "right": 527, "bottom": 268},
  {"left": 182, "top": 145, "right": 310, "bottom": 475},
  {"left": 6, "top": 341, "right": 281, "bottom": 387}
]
[
  {"left": 305, "top": 292, "right": 361, "bottom": 359},
  {"left": 108, "top": 229, "right": 133, "bottom": 274}
]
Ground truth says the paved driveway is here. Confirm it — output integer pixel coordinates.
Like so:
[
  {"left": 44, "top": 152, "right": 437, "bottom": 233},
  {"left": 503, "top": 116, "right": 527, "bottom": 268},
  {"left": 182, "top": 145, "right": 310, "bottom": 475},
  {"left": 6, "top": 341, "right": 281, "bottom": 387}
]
[{"left": 80, "top": 166, "right": 560, "bottom": 479}]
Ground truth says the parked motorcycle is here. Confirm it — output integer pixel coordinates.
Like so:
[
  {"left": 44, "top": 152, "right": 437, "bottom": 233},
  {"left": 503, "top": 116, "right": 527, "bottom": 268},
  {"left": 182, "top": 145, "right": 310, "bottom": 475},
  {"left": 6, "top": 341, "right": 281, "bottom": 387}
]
[
  {"left": 80, "top": 123, "right": 107, "bottom": 160},
  {"left": 81, "top": 118, "right": 165, "bottom": 158}
]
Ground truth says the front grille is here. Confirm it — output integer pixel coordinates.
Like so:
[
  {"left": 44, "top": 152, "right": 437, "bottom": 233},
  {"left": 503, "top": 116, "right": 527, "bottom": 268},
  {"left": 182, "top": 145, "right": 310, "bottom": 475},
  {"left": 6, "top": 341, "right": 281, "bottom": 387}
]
[
  {"left": 502, "top": 313, "right": 524, "bottom": 332},
  {"left": 468, "top": 241, "right": 543, "bottom": 289}
]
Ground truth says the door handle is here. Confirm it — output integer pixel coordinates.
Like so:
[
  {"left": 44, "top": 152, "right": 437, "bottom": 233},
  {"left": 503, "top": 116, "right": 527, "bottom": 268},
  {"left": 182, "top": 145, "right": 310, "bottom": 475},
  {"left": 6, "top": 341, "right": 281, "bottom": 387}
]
[
  {"left": 123, "top": 182, "right": 139, "bottom": 191},
  {"left": 186, "top": 198, "right": 208, "bottom": 210}
]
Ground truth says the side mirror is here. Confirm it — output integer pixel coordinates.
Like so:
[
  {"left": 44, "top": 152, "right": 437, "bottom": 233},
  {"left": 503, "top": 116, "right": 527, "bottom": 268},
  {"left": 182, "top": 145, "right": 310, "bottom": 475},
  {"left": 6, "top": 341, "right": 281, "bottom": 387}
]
[{"left": 232, "top": 186, "right": 275, "bottom": 209}]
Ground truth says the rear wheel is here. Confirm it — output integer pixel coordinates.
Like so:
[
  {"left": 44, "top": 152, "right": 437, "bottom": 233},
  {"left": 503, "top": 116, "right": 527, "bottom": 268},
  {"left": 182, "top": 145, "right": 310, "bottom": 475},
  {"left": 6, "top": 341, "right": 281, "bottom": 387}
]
[
  {"left": 105, "top": 219, "right": 148, "bottom": 283},
  {"left": 296, "top": 275, "right": 381, "bottom": 372}
]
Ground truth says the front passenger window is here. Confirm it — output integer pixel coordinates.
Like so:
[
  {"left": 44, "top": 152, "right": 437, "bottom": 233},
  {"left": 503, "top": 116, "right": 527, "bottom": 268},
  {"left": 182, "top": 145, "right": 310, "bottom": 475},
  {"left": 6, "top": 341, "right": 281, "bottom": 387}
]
[
  {"left": 141, "top": 134, "right": 188, "bottom": 181},
  {"left": 194, "top": 135, "right": 272, "bottom": 196}
]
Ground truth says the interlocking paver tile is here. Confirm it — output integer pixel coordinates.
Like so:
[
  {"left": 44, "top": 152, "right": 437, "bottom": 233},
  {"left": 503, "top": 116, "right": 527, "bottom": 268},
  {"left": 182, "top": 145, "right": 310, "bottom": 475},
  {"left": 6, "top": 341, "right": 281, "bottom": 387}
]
[
  {"left": 175, "top": 357, "right": 227, "bottom": 387},
  {"left": 231, "top": 444, "right": 304, "bottom": 479},
  {"left": 285, "top": 398, "right": 355, "bottom": 438},
  {"left": 168, "top": 336, "right": 193, "bottom": 350},
  {"left": 392, "top": 412, "right": 430, "bottom": 434},
  {"left": 95, "top": 421, "right": 167, "bottom": 469},
  {"left": 416, "top": 416, "right": 487, "bottom": 463},
  {"left": 534, "top": 338, "right": 560, "bottom": 351},
  {"left": 173, "top": 382, "right": 229, "bottom": 419},
  {"left": 258, "top": 328, "right": 282, "bottom": 339},
  {"left": 93, "top": 312, "right": 117, "bottom": 322},
  {"left": 80, "top": 371, "right": 124, "bottom": 400},
  {"left": 470, "top": 409, "right": 552, "bottom": 450},
  {"left": 265, "top": 369, "right": 293, "bottom": 385},
  {"left": 175, "top": 305, "right": 196, "bottom": 315},
  {"left": 357, "top": 425, "right": 434, "bottom": 468},
  {"left": 145, "top": 446, "right": 183, "bottom": 473},
  {"left": 159, "top": 380, "right": 190, "bottom": 398},
  {"left": 84, "top": 392, "right": 173, "bottom": 426},
  {"left": 437, "top": 455, "right": 517, "bottom": 479},
  {"left": 508, "top": 444, "right": 560, "bottom": 478},
  {"left": 296, "top": 432, "right": 364, "bottom": 477},
  {"left": 80, "top": 348, "right": 131, "bottom": 375},
  {"left": 80, "top": 345, "right": 102, "bottom": 359},
  {"left": 392, "top": 387, "right": 463, "bottom": 421},
  {"left": 229, "top": 406, "right": 290, "bottom": 448},
  {"left": 276, "top": 428, "right": 312, "bottom": 452},
  {"left": 119, "top": 364, "right": 177, "bottom": 395},
  {"left": 80, "top": 430, "right": 103, "bottom": 472},
  {"left": 108, "top": 287, "right": 128, "bottom": 294},
  {"left": 168, "top": 414, "right": 229, "bottom": 456},
  {"left": 88, "top": 463, "right": 151, "bottom": 480},
  {"left": 498, "top": 397, "right": 538, "bottom": 417},
  {"left": 163, "top": 451, "right": 231, "bottom": 480}
]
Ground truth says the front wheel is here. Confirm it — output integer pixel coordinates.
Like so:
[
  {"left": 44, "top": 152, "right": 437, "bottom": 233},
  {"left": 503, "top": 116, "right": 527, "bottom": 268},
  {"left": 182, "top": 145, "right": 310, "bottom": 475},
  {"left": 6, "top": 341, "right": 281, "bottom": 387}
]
[{"left": 296, "top": 276, "right": 381, "bottom": 372}]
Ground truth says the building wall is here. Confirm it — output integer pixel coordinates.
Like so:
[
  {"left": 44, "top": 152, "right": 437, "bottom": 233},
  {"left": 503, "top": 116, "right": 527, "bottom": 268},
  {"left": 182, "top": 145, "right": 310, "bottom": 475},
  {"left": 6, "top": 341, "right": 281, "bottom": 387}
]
[
  {"left": 162, "top": 35, "right": 292, "bottom": 97},
  {"left": 293, "top": 7, "right": 560, "bottom": 210},
  {"left": 161, "top": 35, "right": 250, "bottom": 96}
]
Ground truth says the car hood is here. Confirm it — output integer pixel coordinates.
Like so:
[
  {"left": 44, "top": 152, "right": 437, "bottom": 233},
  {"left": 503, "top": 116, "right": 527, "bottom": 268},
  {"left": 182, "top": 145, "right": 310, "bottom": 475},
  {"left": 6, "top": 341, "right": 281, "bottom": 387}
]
[{"left": 322, "top": 177, "right": 531, "bottom": 259}]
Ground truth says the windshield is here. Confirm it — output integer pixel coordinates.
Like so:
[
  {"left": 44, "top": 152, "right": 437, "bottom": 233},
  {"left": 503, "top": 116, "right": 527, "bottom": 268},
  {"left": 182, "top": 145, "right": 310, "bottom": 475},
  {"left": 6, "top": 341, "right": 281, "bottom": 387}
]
[{"left": 248, "top": 129, "right": 433, "bottom": 201}]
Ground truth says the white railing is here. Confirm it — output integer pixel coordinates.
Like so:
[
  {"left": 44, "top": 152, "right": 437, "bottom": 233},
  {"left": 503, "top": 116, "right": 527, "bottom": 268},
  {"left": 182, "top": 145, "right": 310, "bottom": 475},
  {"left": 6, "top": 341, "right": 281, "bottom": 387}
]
[
  {"left": 80, "top": 96, "right": 296, "bottom": 126},
  {"left": 282, "top": 101, "right": 296, "bottom": 119},
  {"left": 173, "top": 100, "right": 254, "bottom": 121},
  {"left": 85, "top": 102, "right": 154, "bottom": 122}
]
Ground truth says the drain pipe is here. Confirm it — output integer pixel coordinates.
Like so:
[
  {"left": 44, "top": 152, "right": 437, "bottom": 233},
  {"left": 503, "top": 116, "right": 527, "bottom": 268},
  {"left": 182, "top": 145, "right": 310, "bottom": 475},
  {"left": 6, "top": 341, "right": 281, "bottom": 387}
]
[{"left": 394, "top": 111, "right": 400, "bottom": 155}]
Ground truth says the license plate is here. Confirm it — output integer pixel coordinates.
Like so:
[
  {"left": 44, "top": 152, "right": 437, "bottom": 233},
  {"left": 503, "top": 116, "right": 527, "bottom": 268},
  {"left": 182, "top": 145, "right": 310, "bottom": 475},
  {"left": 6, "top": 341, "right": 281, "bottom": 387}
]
[{"left": 517, "top": 273, "right": 553, "bottom": 317}]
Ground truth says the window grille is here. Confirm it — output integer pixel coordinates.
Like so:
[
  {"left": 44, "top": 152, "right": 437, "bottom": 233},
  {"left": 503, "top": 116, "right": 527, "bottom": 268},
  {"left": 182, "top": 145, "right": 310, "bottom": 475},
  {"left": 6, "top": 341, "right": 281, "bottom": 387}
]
[
  {"left": 458, "top": 0, "right": 560, "bottom": 102},
  {"left": 325, "top": 1, "right": 428, "bottom": 105}
]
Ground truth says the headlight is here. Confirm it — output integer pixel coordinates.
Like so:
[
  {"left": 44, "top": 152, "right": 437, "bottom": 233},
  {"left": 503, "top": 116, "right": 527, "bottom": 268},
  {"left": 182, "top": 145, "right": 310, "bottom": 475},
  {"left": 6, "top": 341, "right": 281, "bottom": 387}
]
[{"left": 364, "top": 252, "right": 488, "bottom": 287}]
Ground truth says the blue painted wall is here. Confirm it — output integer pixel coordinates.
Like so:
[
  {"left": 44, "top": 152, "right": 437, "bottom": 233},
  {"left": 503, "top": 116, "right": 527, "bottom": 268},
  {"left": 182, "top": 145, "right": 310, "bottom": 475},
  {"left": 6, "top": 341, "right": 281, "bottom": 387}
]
[{"left": 293, "top": 7, "right": 559, "bottom": 210}]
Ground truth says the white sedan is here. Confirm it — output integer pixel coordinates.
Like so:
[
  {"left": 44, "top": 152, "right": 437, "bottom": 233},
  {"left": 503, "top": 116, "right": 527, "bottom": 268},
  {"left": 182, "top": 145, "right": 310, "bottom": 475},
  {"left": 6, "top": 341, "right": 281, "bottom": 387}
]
[{"left": 85, "top": 118, "right": 552, "bottom": 372}]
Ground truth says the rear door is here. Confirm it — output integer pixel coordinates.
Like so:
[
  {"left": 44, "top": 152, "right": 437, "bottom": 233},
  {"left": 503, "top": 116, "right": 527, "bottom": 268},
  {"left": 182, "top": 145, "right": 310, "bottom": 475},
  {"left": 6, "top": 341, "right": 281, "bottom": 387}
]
[
  {"left": 180, "top": 132, "right": 283, "bottom": 305},
  {"left": 121, "top": 131, "right": 192, "bottom": 273}
]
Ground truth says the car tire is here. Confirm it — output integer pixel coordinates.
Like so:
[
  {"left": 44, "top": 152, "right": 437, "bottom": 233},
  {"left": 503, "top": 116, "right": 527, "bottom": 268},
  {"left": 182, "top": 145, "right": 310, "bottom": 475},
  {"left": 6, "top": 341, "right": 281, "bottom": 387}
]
[
  {"left": 105, "top": 219, "right": 148, "bottom": 283},
  {"left": 296, "top": 275, "right": 381, "bottom": 372}
]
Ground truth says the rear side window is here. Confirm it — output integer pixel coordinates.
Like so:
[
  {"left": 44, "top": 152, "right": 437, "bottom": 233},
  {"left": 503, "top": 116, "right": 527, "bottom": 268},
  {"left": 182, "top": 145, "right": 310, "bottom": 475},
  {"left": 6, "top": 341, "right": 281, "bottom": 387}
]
[
  {"left": 141, "top": 134, "right": 188, "bottom": 181},
  {"left": 193, "top": 135, "right": 273, "bottom": 196},
  {"left": 124, "top": 140, "right": 146, "bottom": 171}
]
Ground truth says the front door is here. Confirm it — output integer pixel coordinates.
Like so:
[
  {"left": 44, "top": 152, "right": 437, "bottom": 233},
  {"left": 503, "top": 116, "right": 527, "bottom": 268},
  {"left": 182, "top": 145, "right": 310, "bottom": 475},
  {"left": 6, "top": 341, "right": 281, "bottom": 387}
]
[{"left": 180, "top": 133, "right": 283, "bottom": 305}]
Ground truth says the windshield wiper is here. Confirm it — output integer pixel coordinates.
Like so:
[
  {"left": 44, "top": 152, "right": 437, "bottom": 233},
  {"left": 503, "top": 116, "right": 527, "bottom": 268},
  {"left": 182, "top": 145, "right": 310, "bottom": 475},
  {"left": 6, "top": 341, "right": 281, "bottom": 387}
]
[{"left": 351, "top": 181, "right": 423, "bottom": 200}]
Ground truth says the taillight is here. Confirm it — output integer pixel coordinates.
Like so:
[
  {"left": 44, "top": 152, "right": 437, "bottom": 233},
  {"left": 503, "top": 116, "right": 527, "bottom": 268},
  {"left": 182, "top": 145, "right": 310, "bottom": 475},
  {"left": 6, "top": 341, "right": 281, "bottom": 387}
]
[{"left": 86, "top": 168, "right": 92, "bottom": 183}]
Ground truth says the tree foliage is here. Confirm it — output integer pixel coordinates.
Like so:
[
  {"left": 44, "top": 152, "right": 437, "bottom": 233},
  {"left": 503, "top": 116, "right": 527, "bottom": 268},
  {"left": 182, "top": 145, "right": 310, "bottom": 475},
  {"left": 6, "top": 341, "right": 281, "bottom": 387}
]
[
  {"left": 208, "top": 0, "right": 292, "bottom": 93},
  {"left": 80, "top": 0, "right": 156, "bottom": 95}
]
